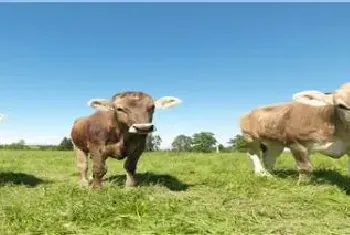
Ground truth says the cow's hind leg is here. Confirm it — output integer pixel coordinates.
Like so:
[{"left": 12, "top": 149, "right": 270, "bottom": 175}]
[
  {"left": 347, "top": 153, "right": 350, "bottom": 176},
  {"left": 75, "top": 147, "right": 89, "bottom": 187},
  {"left": 245, "top": 135, "right": 271, "bottom": 177},
  {"left": 262, "top": 142, "right": 284, "bottom": 173}
]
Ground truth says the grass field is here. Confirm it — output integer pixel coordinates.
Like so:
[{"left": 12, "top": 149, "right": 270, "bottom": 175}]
[{"left": 1, "top": 151, "right": 350, "bottom": 235}]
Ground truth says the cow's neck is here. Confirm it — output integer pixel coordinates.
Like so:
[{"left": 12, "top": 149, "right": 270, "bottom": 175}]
[
  {"left": 334, "top": 108, "right": 350, "bottom": 139},
  {"left": 120, "top": 132, "right": 147, "bottom": 155}
]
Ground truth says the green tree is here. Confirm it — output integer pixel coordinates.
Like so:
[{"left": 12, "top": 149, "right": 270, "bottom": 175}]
[
  {"left": 218, "top": 144, "right": 225, "bottom": 152},
  {"left": 145, "top": 134, "right": 162, "bottom": 152},
  {"left": 58, "top": 137, "right": 74, "bottom": 151},
  {"left": 171, "top": 135, "right": 193, "bottom": 152},
  {"left": 228, "top": 134, "right": 248, "bottom": 152},
  {"left": 18, "top": 139, "right": 25, "bottom": 146},
  {"left": 192, "top": 132, "right": 217, "bottom": 153}
]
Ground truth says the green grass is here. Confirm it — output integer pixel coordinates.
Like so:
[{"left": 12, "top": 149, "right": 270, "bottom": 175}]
[{"left": 1, "top": 151, "right": 350, "bottom": 235}]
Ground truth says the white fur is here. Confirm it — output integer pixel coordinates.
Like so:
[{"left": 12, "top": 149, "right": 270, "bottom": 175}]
[
  {"left": 249, "top": 154, "right": 271, "bottom": 176},
  {"left": 292, "top": 90, "right": 334, "bottom": 106},
  {"left": 154, "top": 96, "right": 182, "bottom": 110}
]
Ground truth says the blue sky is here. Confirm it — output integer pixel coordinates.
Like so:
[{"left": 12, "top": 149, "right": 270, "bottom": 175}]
[{"left": 0, "top": 3, "right": 350, "bottom": 147}]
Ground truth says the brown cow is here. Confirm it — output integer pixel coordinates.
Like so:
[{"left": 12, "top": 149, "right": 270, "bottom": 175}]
[
  {"left": 71, "top": 91, "right": 182, "bottom": 188},
  {"left": 240, "top": 82, "right": 350, "bottom": 184}
]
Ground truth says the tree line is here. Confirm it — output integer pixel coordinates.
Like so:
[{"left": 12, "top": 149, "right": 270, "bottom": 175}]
[
  {"left": 0, "top": 133, "right": 249, "bottom": 153},
  {"left": 0, "top": 137, "right": 74, "bottom": 151}
]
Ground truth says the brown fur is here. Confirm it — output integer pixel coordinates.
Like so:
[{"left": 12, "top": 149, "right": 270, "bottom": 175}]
[
  {"left": 240, "top": 102, "right": 336, "bottom": 145},
  {"left": 240, "top": 83, "right": 350, "bottom": 183},
  {"left": 240, "top": 101, "right": 340, "bottom": 182},
  {"left": 71, "top": 91, "right": 154, "bottom": 188}
]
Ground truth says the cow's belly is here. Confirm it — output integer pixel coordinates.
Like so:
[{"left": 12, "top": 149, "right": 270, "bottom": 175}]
[{"left": 311, "top": 140, "right": 347, "bottom": 158}]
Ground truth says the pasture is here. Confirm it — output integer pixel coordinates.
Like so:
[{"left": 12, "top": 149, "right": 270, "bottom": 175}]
[{"left": 1, "top": 151, "right": 350, "bottom": 235}]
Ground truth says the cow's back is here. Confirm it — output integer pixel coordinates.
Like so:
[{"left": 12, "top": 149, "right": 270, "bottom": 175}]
[
  {"left": 240, "top": 102, "right": 291, "bottom": 141},
  {"left": 240, "top": 102, "right": 336, "bottom": 144}
]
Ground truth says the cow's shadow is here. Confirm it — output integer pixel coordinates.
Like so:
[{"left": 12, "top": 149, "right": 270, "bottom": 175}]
[
  {"left": 273, "top": 168, "right": 350, "bottom": 195},
  {"left": 105, "top": 172, "right": 191, "bottom": 191},
  {"left": 0, "top": 172, "right": 51, "bottom": 187}
]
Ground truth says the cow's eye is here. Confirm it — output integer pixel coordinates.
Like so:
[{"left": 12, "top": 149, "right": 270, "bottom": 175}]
[{"left": 338, "top": 103, "right": 350, "bottom": 110}]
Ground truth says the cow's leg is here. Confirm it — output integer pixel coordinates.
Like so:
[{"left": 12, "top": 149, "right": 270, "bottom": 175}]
[
  {"left": 289, "top": 143, "right": 313, "bottom": 185},
  {"left": 124, "top": 154, "right": 141, "bottom": 187},
  {"left": 90, "top": 145, "right": 108, "bottom": 189},
  {"left": 75, "top": 147, "right": 89, "bottom": 187},
  {"left": 246, "top": 139, "right": 270, "bottom": 177},
  {"left": 124, "top": 141, "right": 146, "bottom": 187},
  {"left": 347, "top": 154, "right": 350, "bottom": 176},
  {"left": 262, "top": 143, "right": 284, "bottom": 173}
]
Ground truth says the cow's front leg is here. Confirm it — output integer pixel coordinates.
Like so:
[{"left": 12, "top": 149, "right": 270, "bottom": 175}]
[
  {"left": 124, "top": 153, "right": 141, "bottom": 187},
  {"left": 90, "top": 145, "right": 108, "bottom": 189}
]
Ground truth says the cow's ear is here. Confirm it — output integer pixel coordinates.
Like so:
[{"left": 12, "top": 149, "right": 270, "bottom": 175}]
[
  {"left": 154, "top": 96, "right": 182, "bottom": 110},
  {"left": 87, "top": 99, "right": 114, "bottom": 111},
  {"left": 292, "top": 90, "right": 333, "bottom": 106}
]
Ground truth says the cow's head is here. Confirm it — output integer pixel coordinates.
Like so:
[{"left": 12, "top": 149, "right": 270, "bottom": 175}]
[
  {"left": 292, "top": 82, "right": 350, "bottom": 123},
  {"left": 88, "top": 91, "right": 181, "bottom": 135}
]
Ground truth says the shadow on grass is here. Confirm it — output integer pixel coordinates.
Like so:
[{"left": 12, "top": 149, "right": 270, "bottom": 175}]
[
  {"left": 273, "top": 168, "right": 350, "bottom": 194},
  {"left": 0, "top": 172, "right": 52, "bottom": 187},
  {"left": 105, "top": 172, "right": 191, "bottom": 191}
]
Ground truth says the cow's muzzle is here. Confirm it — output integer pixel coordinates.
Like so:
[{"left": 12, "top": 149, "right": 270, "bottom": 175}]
[{"left": 128, "top": 123, "right": 156, "bottom": 134}]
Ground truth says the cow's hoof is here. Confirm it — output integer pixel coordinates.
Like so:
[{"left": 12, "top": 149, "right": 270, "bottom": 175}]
[
  {"left": 297, "top": 173, "right": 311, "bottom": 186},
  {"left": 92, "top": 184, "right": 102, "bottom": 189},
  {"left": 92, "top": 180, "right": 103, "bottom": 189},
  {"left": 125, "top": 179, "right": 138, "bottom": 188},
  {"left": 79, "top": 179, "right": 89, "bottom": 187},
  {"left": 256, "top": 170, "right": 272, "bottom": 177}
]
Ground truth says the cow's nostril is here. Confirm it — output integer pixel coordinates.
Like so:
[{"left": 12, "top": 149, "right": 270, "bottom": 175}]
[{"left": 148, "top": 125, "right": 154, "bottom": 132}]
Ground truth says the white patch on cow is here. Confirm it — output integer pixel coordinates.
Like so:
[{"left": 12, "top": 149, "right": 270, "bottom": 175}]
[
  {"left": 292, "top": 90, "right": 334, "bottom": 106},
  {"left": 249, "top": 154, "right": 271, "bottom": 176},
  {"left": 311, "top": 140, "right": 346, "bottom": 158},
  {"left": 154, "top": 96, "right": 182, "bottom": 110},
  {"left": 128, "top": 123, "right": 157, "bottom": 133}
]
